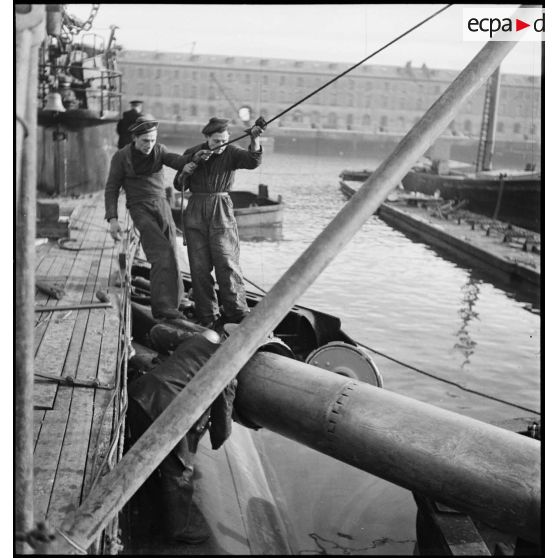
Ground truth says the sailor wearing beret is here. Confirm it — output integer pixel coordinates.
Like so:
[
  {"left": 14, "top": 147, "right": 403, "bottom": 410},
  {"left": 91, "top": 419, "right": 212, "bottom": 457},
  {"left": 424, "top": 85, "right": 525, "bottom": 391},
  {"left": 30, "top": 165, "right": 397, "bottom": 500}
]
[
  {"left": 173, "top": 117, "right": 264, "bottom": 330},
  {"left": 105, "top": 115, "right": 193, "bottom": 320}
]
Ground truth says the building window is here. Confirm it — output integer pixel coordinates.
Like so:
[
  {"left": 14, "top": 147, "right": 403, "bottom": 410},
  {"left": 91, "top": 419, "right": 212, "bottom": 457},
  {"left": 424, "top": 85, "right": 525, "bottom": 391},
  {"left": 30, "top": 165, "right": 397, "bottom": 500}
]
[
  {"left": 379, "top": 115, "right": 388, "bottom": 131},
  {"left": 154, "top": 83, "right": 162, "bottom": 97},
  {"left": 190, "top": 105, "right": 197, "bottom": 116},
  {"left": 172, "top": 84, "right": 179, "bottom": 97},
  {"left": 513, "top": 122, "right": 521, "bottom": 134},
  {"left": 464, "top": 119, "right": 472, "bottom": 132},
  {"left": 155, "top": 68, "right": 161, "bottom": 79},
  {"left": 293, "top": 110, "right": 303, "bottom": 123},
  {"left": 362, "top": 114, "right": 371, "bottom": 127},
  {"left": 497, "top": 122, "right": 505, "bottom": 133},
  {"left": 280, "top": 75, "right": 286, "bottom": 86},
  {"left": 346, "top": 114, "right": 354, "bottom": 129},
  {"left": 297, "top": 77, "right": 304, "bottom": 87},
  {"left": 326, "top": 112, "right": 338, "bottom": 128},
  {"left": 262, "top": 75, "right": 268, "bottom": 86},
  {"left": 245, "top": 73, "right": 251, "bottom": 84},
  {"left": 137, "top": 82, "right": 144, "bottom": 95},
  {"left": 138, "top": 67, "right": 144, "bottom": 78}
]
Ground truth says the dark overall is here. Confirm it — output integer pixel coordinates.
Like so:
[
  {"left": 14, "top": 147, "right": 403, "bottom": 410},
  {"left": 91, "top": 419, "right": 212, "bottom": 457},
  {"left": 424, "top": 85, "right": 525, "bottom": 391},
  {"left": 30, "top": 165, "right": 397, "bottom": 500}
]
[
  {"left": 105, "top": 143, "right": 189, "bottom": 319},
  {"left": 174, "top": 143, "right": 262, "bottom": 326},
  {"left": 127, "top": 333, "right": 236, "bottom": 541}
]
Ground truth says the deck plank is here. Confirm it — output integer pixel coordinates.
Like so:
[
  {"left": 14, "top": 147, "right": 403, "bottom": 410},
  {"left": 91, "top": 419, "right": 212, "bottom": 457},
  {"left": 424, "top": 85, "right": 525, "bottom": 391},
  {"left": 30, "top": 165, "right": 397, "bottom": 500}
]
[
  {"left": 34, "top": 203, "right": 105, "bottom": 409},
  {"left": 33, "top": 192, "right": 126, "bottom": 534}
]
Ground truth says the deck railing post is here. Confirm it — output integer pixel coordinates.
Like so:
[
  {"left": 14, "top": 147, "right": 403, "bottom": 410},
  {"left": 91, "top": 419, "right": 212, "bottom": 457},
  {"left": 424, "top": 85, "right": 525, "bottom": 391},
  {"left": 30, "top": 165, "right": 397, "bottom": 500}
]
[
  {"left": 15, "top": 5, "right": 45, "bottom": 554},
  {"left": 48, "top": 28, "right": 527, "bottom": 555}
]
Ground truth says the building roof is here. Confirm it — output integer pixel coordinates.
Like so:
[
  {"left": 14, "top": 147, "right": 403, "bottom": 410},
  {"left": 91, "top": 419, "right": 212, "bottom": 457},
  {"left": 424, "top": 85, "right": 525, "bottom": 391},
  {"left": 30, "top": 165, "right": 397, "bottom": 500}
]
[{"left": 118, "top": 49, "right": 540, "bottom": 87}]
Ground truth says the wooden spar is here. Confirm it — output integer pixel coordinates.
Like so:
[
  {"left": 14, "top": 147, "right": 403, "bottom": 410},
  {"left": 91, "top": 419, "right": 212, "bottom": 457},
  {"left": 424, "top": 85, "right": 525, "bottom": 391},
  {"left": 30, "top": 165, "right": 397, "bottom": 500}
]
[
  {"left": 235, "top": 353, "right": 541, "bottom": 543},
  {"left": 15, "top": 5, "right": 45, "bottom": 554},
  {"left": 48, "top": 36, "right": 522, "bottom": 554}
]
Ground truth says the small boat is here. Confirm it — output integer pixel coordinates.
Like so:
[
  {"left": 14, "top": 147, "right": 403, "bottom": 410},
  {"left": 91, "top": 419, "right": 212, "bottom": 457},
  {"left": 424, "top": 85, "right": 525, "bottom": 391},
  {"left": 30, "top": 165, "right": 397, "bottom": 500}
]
[
  {"left": 171, "top": 183, "right": 284, "bottom": 232},
  {"left": 339, "top": 164, "right": 541, "bottom": 233},
  {"left": 400, "top": 163, "right": 541, "bottom": 233}
]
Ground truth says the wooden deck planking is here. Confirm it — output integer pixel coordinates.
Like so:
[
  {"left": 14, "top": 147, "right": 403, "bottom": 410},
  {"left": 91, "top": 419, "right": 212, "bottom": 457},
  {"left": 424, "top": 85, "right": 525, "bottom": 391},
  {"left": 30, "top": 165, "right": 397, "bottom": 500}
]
[
  {"left": 34, "top": 249, "right": 75, "bottom": 353},
  {"left": 32, "top": 192, "right": 126, "bottom": 534},
  {"left": 82, "top": 238, "right": 124, "bottom": 496},
  {"left": 46, "top": 200, "right": 118, "bottom": 522},
  {"left": 34, "top": 201, "right": 106, "bottom": 409}
]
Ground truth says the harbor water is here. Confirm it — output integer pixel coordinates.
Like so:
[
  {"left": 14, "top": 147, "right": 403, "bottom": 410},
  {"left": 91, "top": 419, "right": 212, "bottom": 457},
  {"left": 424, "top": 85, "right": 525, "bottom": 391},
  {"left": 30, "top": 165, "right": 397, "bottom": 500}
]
[{"left": 164, "top": 145, "right": 540, "bottom": 555}]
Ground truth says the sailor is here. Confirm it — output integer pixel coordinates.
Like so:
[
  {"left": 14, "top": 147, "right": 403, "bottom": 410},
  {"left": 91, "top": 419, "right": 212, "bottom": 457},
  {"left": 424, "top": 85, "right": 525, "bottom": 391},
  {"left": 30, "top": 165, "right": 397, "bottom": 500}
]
[
  {"left": 127, "top": 327, "right": 225, "bottom": 544},
  {"left": 173, "top": 117, "right": 264, "bottom": 329},
  {"left": 116, "top": 99, "right": 143, "bottom": 148},
  {"left": 126, "top": 322, "right": 293, "bottom": 544},
  {"left": 105, "top": 116, "right": 191, "bottom": 320}
]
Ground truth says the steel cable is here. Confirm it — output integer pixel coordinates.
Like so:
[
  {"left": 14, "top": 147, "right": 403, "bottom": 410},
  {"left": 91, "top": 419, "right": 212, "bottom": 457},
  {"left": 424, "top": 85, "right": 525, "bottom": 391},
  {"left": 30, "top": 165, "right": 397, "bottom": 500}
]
[{"left": 206, "top": 4, "right": 453, "bottom": 152}]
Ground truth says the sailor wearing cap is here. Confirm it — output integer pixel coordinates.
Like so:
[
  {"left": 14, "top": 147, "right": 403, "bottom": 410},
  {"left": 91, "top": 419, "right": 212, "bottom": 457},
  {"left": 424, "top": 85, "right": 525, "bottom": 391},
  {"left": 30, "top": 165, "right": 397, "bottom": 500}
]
[
  {"left": 116, "top": 99, "right": 144, "bottom": 148},
  {"left": 172, "top": 116, "right": 264, "bottom": 329},
  {"left": 105, "top": 114, "right": 193, "bottom": 320}
]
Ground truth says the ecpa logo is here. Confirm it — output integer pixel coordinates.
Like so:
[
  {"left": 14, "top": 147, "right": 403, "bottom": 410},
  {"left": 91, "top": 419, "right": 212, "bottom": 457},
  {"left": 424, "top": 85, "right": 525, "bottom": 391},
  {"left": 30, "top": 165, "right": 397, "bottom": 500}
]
[{"left": 463, "top": 7, "right": 544, "bottom": 42}]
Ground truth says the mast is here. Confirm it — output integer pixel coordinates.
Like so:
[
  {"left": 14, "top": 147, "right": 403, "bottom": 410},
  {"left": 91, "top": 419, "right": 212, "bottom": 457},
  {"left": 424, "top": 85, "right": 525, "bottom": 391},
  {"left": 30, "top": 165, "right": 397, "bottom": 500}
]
[
  {"left": 15, "top": 5, "right": 45, "bottom": 554},
  {"left": 476, "top": 66, "right": 501, "bottom": 172}
]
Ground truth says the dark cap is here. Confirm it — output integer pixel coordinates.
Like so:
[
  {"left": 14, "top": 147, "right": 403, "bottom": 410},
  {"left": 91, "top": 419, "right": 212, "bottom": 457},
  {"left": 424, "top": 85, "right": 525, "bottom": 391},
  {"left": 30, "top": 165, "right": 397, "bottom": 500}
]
[
  {"left": 202, "top": 117, "right": 230, "bottom": 136},
  {"left": 130, "top": 99, "right": 143, "bottom": 106},
  {"left": 129, "top": 115, "right": 159, "bottom": 135}
]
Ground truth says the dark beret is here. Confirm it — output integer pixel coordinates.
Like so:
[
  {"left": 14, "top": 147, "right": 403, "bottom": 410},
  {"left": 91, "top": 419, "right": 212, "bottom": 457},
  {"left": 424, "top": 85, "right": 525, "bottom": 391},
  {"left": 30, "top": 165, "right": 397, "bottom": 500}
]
[
  {"left": 130, "top": 100, "right": 143, "bottom": 105},
  {"left": 202, "top": 117, "right": 230, "bottom": 136},
  {"left": 129, "top": 115, "right": 159, "bottom": 135}
]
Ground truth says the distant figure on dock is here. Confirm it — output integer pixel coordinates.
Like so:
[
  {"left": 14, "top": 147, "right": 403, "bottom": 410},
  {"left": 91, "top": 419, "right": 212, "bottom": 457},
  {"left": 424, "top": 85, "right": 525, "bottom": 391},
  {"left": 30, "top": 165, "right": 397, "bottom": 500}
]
[
  {"left": 104, "top": 116, "right": 193, "bottom": 320},
  {"left": 173, "top": 116, "right": 264, "bottom": 329},
  {"left": 116, "top": 99, "right": 143, "bottom": 148}
]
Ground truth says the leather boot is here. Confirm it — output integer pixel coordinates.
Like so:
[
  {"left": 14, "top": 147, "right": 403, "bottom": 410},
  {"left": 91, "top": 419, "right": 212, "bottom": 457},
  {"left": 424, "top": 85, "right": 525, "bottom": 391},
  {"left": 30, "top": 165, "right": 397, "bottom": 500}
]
[{"left": 160, "top": 466, "right": 210, "bottom": 544}]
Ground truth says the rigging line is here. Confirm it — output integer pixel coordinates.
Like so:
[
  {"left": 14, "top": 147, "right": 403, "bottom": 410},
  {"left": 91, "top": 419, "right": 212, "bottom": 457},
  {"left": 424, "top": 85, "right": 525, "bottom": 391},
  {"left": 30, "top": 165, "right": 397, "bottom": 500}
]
[
  {"left": 206, "top": 4, "right": 453, "bottom": 152},
  {"left": 242, "top": 271, "right": 539, "bottom": 414},
  {"left": 356, "top": 340, "right": 540, "bottom": 415}
]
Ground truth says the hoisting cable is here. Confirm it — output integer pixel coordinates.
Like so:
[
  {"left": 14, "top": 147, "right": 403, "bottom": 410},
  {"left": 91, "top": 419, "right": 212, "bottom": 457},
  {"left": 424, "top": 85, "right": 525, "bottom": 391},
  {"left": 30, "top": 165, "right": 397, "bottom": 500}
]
[
  {"left": 355, "top": 339, "right": 540, "bottom": 415},
  {"left": 205, "top": 4, "right": 453, "bottom": 152},
  {"left": 240, "top": 276, "right": 539, "bottom": 415}
]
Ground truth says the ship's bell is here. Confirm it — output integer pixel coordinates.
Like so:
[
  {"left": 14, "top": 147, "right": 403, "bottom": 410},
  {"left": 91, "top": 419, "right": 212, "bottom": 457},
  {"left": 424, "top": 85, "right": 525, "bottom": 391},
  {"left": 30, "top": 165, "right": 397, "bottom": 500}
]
[{"left": 43, "top": 92, "right": 66, "bottom": 112}]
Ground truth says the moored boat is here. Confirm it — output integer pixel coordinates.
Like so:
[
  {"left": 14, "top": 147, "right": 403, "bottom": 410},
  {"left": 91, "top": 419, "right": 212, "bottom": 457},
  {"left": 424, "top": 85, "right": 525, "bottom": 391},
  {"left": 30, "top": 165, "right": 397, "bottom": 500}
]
[
  {"left": 171, "top": 183, "right": 284, "bottom": 232},
  {"left": 340, "top": 165, "right": 541, "bottom": 233}
]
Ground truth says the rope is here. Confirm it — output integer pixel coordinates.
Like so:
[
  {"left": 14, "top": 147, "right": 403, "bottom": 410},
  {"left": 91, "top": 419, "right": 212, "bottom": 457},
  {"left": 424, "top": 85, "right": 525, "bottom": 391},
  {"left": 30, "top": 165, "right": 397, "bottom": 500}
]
[
  {"left": 55, "top": 527, "right": 88, "bottom": 554},
  {"left": 206, "top": 4, "right": 453, "bottom": 152},
  {"left": 16, "top": 114, "right": 29, "bottom": 137},
  {"left": 237, "top": 276, "right": 538, "bottom": 415},
  {"left": 356, "top": 340, "right": 540, "bottom": 415}
]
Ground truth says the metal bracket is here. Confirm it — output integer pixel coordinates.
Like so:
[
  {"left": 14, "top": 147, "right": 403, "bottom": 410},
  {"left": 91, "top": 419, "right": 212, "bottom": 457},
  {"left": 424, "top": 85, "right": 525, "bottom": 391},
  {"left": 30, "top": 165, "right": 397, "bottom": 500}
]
[{"left": 35, "top": 373, "right": 114, "bottom": 390}]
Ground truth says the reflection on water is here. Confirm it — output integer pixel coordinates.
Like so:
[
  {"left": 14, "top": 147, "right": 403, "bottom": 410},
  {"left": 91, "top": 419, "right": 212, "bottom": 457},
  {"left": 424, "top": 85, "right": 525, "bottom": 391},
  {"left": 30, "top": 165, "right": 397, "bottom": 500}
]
[
  {"left": 453, "top": 276, "right": 481, "bottom": 371},
  {"left": 238, "top": 224, "right": 284, "bottom": 242},
  {"left": 166, "top": 147, "right": 540, "bottom": 555}
]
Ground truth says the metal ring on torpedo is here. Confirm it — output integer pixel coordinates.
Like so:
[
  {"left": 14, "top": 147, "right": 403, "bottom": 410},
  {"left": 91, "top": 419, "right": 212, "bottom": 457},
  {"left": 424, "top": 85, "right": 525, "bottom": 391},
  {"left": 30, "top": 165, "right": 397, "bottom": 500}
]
[{"left": 305, "top": 342, "right": 383, "bottom": 387}]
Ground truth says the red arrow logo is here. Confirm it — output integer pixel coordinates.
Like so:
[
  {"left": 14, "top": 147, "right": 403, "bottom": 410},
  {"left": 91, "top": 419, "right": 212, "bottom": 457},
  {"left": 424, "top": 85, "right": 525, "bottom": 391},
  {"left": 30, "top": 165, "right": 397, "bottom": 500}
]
[{"left": 516, "top": 18, "right": 530, "bottom": 31}]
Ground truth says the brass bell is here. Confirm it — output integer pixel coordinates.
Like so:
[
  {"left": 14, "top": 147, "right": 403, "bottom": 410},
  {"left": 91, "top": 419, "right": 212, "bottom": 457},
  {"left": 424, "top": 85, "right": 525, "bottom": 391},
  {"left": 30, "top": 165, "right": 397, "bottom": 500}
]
[{"left": 43, "top": 92, "right": 66, "bottom": 112}]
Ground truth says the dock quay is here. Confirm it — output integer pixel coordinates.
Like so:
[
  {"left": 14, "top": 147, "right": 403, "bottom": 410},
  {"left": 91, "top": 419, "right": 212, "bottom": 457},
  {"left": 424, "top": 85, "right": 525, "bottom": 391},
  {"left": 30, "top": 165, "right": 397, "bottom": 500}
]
[
  {"left": 30, "top": 191, "right": 131, "bottom": 553},
  {"left": 340, "top": 180, "right": 540, "bottom": 296}
]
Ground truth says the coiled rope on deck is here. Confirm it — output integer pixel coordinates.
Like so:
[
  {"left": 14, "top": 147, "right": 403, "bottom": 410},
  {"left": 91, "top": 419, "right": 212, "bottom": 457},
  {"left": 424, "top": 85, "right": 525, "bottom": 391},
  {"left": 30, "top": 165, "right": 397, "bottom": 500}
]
[{"left": 206, "top": 4, "right": 453, "bottom": 152}]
